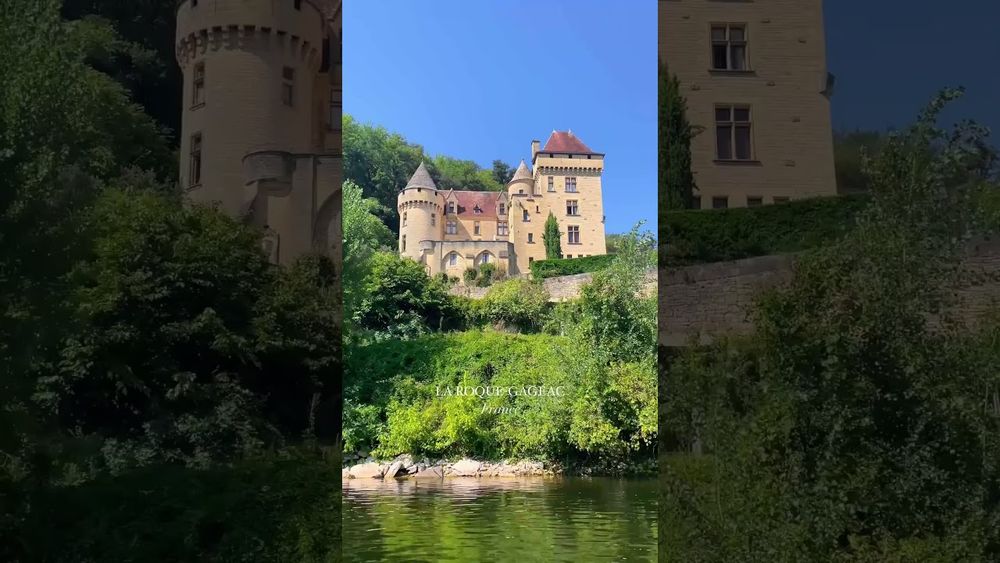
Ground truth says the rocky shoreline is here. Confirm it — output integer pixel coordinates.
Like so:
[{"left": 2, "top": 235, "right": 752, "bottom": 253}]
[
  {"left": 342, "top": 452, "right": 659, "bottom": 479},
  {"left": 342, "top": 453, "right": 552, "bottom": 480}
]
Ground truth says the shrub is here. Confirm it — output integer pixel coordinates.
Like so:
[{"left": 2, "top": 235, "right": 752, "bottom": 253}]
[
  {"left": 660, "top": 194, "right": 868, "bottom": 266},
  {"left": 476, "top": 262, "right": 499, "bottom": 287},
  {"left": 530, "top": 254, "right": 616, "bottom": 279},
  {"left": 478, "top": 278, "right": 550, "bottom": 331},
  {"left": 462, "top": 267, "right": 478, "bottom": 285}
]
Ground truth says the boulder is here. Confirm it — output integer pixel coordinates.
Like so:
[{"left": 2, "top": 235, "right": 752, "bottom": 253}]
[
  {"left": 450, "top": 458, "right": 482, "bottom": 477},
  {"left": 349, "top": 462, "right": 384, "bottom": 479},
  {"left": 383, "top": 460, "right": 404, "bottom": 480},
  {"left": 411, "top": 465, "right": 445, "bottom": 479}
]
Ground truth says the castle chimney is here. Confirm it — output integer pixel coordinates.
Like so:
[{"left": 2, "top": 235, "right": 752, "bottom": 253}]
[{"left": 531, "top": 139, "right": 540, "bottom": 161}]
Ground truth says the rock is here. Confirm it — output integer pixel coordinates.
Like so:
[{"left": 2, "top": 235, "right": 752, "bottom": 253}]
[
  {"left": 450, "top": 458, "right": 482, "bottom": 476},
  {"left": 411, "top": 465, "right": 444, "bottom": 479},
  {"left": 395, "top": 454, "right": 415, "bottom": 471},
  {"left": 349, "top": 462, "right": 384, "bottom": 479},
  {"left": 358, "top": 450, "right": 368, "bottom": 458},
  {"left": 384, "top": 460, "right": 404, "bottom": 480}
]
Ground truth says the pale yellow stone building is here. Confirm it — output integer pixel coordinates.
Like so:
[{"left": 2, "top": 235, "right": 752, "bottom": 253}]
[
  {"left": 660, "top": 0, "right": 837, "bottom": 209},
  {"left": 398, "top": 132, "right": 608, "bottom": 277},
  {"left": 175, "top": 0, "right": 342, "bottom": 264}
]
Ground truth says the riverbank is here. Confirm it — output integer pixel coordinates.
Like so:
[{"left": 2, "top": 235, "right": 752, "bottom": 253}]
[{"left": 342, "top": 453, "right": 656, "bottom": 479}]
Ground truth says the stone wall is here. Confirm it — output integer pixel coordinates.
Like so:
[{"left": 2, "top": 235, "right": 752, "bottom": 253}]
[
  {"left": 448, "top": 270, "right": 657, "bottom": 302},
  {"left": 659, "top": 238, "right": 1000, "bottom": 347}
]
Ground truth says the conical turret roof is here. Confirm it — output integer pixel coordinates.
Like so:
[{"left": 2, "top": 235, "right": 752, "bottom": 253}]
[
  {"left": 509, "top": 160, "right": 532, "bottom": 183},
  {"left": 405, "top": 162, "right": 437, "bottom": 190}
]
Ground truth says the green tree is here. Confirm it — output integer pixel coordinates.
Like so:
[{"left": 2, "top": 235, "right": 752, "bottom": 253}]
[
  {"left": 491, "top": 159, "right": 514, "bottom": 186},
  {"left": 478, "top": 278, "right": 549, "bottom": 332},
  {"left": 543, "top": 213, "right": 562, "bottom": 259},
  {"left": 354, "top": 252, "right": 456, "bottom": 339},
  {"left": 660, "top": 60, "right": 695, "bottom": 212}
]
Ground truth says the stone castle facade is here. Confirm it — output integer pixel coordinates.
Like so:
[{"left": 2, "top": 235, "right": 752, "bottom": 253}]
[
  {"left": 175, "top": 0, "right": 342, "bottom": 264},
  {"left": 660, "top": 0, "right": 837, "bottom": 209},
  {"left": 397, "top": 132, "right": 608, "bottom": 277}
]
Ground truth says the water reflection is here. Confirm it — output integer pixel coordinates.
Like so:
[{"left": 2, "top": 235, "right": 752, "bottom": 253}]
[{"left": 343, "top": 477, "right": 657, "bottom": 562}]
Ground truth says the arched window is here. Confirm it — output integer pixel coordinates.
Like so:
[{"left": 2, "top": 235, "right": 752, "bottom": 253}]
[{"left": 448, "top": 252, "right": 458, "bottom": 266}]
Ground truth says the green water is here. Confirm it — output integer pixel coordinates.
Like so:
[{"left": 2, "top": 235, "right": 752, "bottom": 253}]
[{"left": 342, "top": 477, "right": 657, "bottom": 562}]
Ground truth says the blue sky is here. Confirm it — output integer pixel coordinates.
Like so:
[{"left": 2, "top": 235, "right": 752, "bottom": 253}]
[
  {"left": 344, "top": 0, "right": 658, "bottom": 235},
  {"left": 825, "top": 1, "right": 999, "bottom": 137}
]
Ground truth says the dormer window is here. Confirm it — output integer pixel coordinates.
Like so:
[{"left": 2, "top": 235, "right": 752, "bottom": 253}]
[
  {"left": 448, "top": 201, "right": 456, "bottom": 214},
  {"left": 499, "top": 203, "right": 506, "bottom": 215},
  {"left": 473, "top": 205, "right": 482, "bottom": 215}
]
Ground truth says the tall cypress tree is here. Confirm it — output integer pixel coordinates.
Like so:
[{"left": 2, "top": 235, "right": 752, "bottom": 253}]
[
  {"left": 660, "top": 60, "right": 695, "bottom": 211},
  {"left": 543, "top": 213, "right": 562, "bottom": 259}
]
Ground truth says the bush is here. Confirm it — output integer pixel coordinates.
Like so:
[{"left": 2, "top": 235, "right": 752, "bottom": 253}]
[
  {"left": 462, "top": 267, "right": 478, "bottom": 285},
  {"left": 344, "top": 331, "right": 654, "bottom": 463},
  {"left": 530, "top": 254, "right": 616, "bottom": 279},
  {"left": 661, "top": 194, "right": 868, "bottom": 266},
  {"left": 476, "top": 262, "right": 499, "bottom": 287},
  {"left": 478, "top": 278, "right": 550, "bottom": 331}
]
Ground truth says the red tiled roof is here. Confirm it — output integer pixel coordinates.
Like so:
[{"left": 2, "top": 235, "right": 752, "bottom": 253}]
[
  {"left": 541, "top": 131, "right": 596, "bottom": 154},
  {"left": 448, "top": 191, "right": 501, "bottom": 220}
]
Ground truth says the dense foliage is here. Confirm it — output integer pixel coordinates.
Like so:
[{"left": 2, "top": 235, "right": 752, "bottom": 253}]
[
  {"left": 661, "top": 194, "right": 869, "bottom": 266},
  {"left": 343, "top": 115, "right": 509, "bottom": 233},
  {"left": 343, "top": 203, "right": 658, "bottom": 467},
  {"left": 2, "top": 3, "right": 341, "bottom": 559},
  {"left": 661, "top": 90, "right": 1000, "bottom": 561}
]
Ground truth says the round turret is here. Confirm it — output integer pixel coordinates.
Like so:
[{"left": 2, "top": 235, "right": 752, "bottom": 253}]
[
  {"left": 175, "top": 0, "right": 329, "bottom": 214},
  {"left": 397, "top": 163, "right": 444, "bottom": 262},
  {"left": 507, "top": 159, "right": 535, "bottom": 197}
]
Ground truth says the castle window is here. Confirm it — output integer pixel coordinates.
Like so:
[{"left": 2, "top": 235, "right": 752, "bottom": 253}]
[
  {"left": 328, "top": 88, "right": 342, "bottom": 131},
  {"left": 478, "top": 253, "right": 491, "bottom": 265},
  {"left": 401, "top": 235, "right": 406, "bottom": 251},
  {"left": 189, "top": 133, "right": 202, "bottom": 186},
  {"left": 473, "top": 205, "right": 482, "bottom": 214},
  {"left": 282, "top": 67, "right": 295, "bottom": 106},
  {"left": 522, "top": 209, "right": 530, "bottom": 222},
  {"left": 711, "top": 24, "right": 747, "bottom": 71},
  {"left": 566, "top": 200, "right": 579, "bottom": 216},
  {"left": 431, "top": 213, "right": 436, "bottom": 226},
  {"left": 448, "top": 201, "right": 455, "bottom": 214},
  {"left": 565, "top": 177, "right": 577, "bottom": 192},
  {"left": 712, "top": 196, "right": 729, "bottom": 209},
  {"left": 547, "top": 177, "right": 554, "bottom": 192},
  {"left": 448, "top": 252, "right": 458, "bottom": 266},
  {"left": 715, "top": 105, "right": 753, "bottom": 160},
  {"left": 192, "top": 62, "right": 205, "bottom": 107},
  {"left": 528, "top": 233, "right": 534, "bottom": 243},
  {"left": 446, "top": 220, "right": 457, "bottom": 235},
  {"left": 497, "top": 221, "right": 508, "bottom": 236},
  {"left": 529, "top": 257, "right": 534, "bottom": 264},
  {"left": 568, "top": 226, "right": 580, "bottom": 245},
  {"left": 499, "top": 203, "right": 505, "bottom": 215},
  {"left": 747, "top": 196, "right": 763, "bottom": 207},
  {"left": 402, "top": 212, "right": 407, "bottom": 227},
  {"left": 474, "top": 221, "right": 481, "bottom": 235}
]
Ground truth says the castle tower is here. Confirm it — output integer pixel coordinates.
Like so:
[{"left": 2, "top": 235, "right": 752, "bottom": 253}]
[
  {"left": 510, "top": 133, "right": 607, "bottom": 273},
  {"left": 175, "top": 0, "right": 342, "bottom": 264},
  {"left": 397, "top": 162, "right": 444, "bottom": 263}
]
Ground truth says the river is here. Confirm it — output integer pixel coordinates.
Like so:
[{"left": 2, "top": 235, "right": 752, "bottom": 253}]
[{"left": 342, "top": 477, "right": 657, "bottom": 562}]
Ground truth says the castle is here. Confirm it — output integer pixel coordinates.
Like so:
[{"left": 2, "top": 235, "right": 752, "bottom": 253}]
[
  {"left": 397, "top": 132, "right": 608, "bottom": 277},
  {"left": 174, "top": 0, "right": 342, "bottom": 265},
  {"left": 660, "top": 0, "right": 837, "bottom": 208}
]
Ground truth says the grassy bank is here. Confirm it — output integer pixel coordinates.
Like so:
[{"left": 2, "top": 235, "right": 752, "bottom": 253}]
[{"left": 344, "top": 331, "right": 656, "bottom": 469}]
